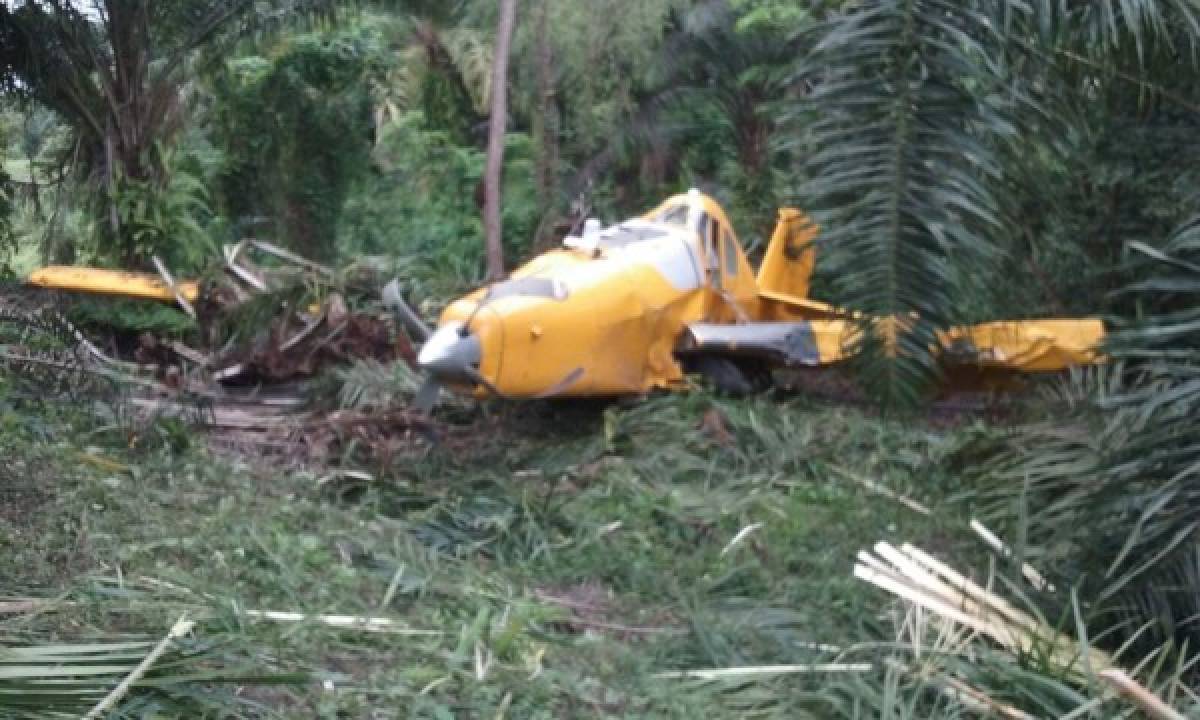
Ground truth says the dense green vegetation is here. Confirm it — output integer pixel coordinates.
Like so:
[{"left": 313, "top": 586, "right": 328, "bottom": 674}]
[{"left": 2, "top": 0, "right": 1199, "bottom": 717}]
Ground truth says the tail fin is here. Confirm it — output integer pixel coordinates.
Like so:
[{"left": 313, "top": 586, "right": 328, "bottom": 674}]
[{"left": 756, "top": 208, "right": 818, "bottom": 301}]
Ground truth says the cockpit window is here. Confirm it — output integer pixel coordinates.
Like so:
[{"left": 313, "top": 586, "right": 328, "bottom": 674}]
[
  {"left": 722, "top": 228, "right": 739, "bottom": 277},
  {"left": 594, "top": 223, "right": 670, "bottom": 250},
  {"left": 488, "top": 276, "right": 569, "bottom": 301},
  {"left": 647, "top": 203, "right": 689, "bottom": 225}
]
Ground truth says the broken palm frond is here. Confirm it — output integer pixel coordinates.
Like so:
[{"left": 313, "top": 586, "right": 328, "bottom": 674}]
[
  {"left": 0, "top": 600, "right": 54, "bottom": 615},
  {"left": 969, "top": 518, "right": 1055, "bottom": 592},
  {"left": 653, "top": 664, "right": 873, "bottom": 680},
  {"left": 236, "top": 609, "right": 442, "bottom": 635},
  {"left": 720, "top": 522, "right": 764, "bottom": 557},
  {"left": 939, "top": 674, "right": 1038, "bottom": 720},
  {"left": 130, "top": 396, "right": 309, "bottom": 431},
  {"left": 249, "top": 239, "right": 334, "bottom": 277},
  {"left": 0, "top": 619, "right": 306, "bottom": 718},
  {"left": 224, "top": 241, "right": 268, "bottom": 292},
  {"left": 855, "top": 541, "right": 1108, "bottom": 678},
  {"left": 81, "top": 615, "right": 195, "bottom": 720},
  {"left": 75, "top": 451, "right": 131, "bottom": 474},
  {"left": 852, "top": 540, "right": 1195, "bottom": 719},
  {"left": 0, "top": 305, "right": 131, "bottom": 409},
  {"left": 1099, "top": 669, "right": 1189, "bottom": 720},
  {"left": 830, "top": 466, "right": 931, "bottom": 515}
]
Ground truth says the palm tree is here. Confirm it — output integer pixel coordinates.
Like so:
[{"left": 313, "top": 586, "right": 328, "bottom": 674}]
[
  {"left": 0, "top": 0, "right": 392, "bottom": 264},
  {"left": 986, "top": 215, "right": 1200, "bottom": 655},
  {"left": 367, "top": 0, "right": 493, "bottom": 148},
  {"left": 796, "top": 0, "right": 1200, "bottom": 407},
  {"left": 794, "top": 0, "right": 1200, "bottom": 689}
]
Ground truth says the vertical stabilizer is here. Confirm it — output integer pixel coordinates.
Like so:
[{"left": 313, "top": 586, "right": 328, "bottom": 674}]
[{"left": 756, "top": 208, "right": 818, "bottom": 301}]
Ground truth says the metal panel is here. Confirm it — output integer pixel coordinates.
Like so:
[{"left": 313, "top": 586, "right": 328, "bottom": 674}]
[{"left": 682, "top": 322, "right": 823, "bottom": 366}]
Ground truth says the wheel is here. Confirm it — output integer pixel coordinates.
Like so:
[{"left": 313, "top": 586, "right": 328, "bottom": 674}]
[{"left": 689, "top": 355, "right": 755, "bottom": 396}]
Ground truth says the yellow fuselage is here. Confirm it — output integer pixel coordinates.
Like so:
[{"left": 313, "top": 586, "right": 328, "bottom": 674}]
[
  {"left": 429, "top": 191, "right": 1105, "bottom": 400},
  {"left": 438, "top": 194, "right": 749, "bottom": 397}
]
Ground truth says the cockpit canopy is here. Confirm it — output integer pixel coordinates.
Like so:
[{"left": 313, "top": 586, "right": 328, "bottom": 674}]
[
  {"left": 564, "top": 219, "right": 677, "bottom": 254},
  {"left": 563, "top": 195, "right": 697, "bottom": 256}
]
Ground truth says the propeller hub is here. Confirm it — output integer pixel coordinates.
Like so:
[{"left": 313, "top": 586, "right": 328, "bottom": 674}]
[{"left": 418, "top": 322, "right": 482, "bottom": 382}]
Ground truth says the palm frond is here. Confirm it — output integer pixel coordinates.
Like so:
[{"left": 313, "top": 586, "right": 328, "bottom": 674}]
[
  {"left": 334, "top": 357, "right": 421, "bottom": 410},
  {"left": 1028, "top": 0, "right": 1200, "bottom": 62},
  {"left": 983, "top": 213, "right": 1200, "bottom": 654},
  {"left": 824, "top": 539, "right": 1199, "bottom": 719},
  {"left": 0, "top": 617, "right": 305, "bottom": 719},
  {"left": 441, "top": 26, "right": 493, "bottom": 113},
  {"left": 796, "top": 1, "right": 1023, "bottom": 407}
]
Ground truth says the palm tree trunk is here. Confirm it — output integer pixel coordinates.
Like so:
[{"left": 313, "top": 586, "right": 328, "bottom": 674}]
[
  {"left": 484, "top": 0, "right": 518, "bottom": 281},
  {"left": 534, "top": 0, "right": 559, "bottom": 220}
]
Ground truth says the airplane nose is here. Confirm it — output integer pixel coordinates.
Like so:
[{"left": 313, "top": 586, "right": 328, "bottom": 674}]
[{"left": 418, "top": 322, "right": 482, "bottom": 381}]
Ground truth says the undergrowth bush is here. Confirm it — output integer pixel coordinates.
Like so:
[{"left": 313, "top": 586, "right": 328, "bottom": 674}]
[{"left": 340, "top": 112, "right": 540, "bottom": 296}]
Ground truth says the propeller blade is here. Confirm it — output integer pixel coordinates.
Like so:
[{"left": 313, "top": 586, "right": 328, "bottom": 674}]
[
  {"left": 382, "top": 280, "right": 432, "bottom": 343},
  {"left": 412, "top": 377, "right": 442, "bottom": 416},
  {"left": 465, "top": 367, "right": 508, "bottom": 400}
]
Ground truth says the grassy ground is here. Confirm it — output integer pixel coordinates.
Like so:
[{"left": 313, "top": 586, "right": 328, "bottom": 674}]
[{"left": 0, "top": 386, "right": 1006, "bottom": 718}]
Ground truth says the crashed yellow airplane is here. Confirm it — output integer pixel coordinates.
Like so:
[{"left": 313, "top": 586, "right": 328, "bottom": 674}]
[
  {"left": 386, "top": 190, "right": 1105, "bottom": 409},
  {"left": 24, "top": 189, "right": 1104, "bottom": 410}
]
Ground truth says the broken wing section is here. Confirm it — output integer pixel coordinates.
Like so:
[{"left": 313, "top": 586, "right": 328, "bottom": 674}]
[
  {"left": 938, "top": 319, "right": 1107, "bottom": 372},
  {"left": 681, "top": 317, "right": 1105, "bottom": 374},
  {"left": 28, "top": 266, "right": 201, "bottom": 304}
]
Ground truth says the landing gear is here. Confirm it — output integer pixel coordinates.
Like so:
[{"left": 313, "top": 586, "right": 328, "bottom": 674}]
[{"left": 687, "top": 355, "right": 772, "bottom": 396}]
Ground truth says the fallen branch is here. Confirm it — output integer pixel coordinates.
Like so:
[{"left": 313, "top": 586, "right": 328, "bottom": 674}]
[
  {"left": 169, "top": 342, "right": 211, "bottom": 368},
  {"left": 249, "top": 239, "right": 334, "bottom": 276},
  {"left": 152, "top": 256, "right": 197, "bottom": 320}
]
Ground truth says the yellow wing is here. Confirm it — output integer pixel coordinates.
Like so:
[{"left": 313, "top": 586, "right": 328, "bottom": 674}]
[
  {"left": 939, "top": 319, "right": 1106, "bottom": 372},
  {"left": 27, "top": 266, "right": 201, "bottom": 305}
]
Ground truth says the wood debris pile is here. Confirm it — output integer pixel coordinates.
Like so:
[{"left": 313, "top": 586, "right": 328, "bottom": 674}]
[{"left": 1, "top": 243, "right": 424, "bottom": 451}]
